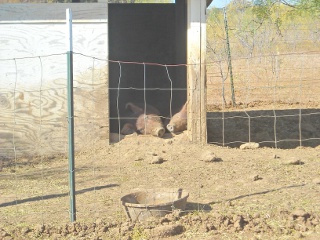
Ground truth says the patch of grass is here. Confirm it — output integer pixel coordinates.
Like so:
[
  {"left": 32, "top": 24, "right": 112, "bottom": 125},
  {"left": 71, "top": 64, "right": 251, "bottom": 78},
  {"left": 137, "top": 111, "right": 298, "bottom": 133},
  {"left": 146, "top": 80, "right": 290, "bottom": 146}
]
[{"left": 131, "top": 225, "right": 148, "bottom": 240}]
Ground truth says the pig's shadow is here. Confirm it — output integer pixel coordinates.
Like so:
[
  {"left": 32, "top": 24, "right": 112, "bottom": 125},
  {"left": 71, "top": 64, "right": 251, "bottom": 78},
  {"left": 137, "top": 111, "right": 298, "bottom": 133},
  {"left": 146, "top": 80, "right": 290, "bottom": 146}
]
[{"left": 163, "top": 132, "right": 185, "bottom": 139}]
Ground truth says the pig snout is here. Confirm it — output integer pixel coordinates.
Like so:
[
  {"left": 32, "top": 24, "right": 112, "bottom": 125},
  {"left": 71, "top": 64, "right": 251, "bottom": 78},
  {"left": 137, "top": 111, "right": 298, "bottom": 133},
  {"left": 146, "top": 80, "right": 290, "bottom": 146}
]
[
  {"left": 154, "top": 127, "right": 165, "bottom": 138},
  {"left": 137, "top": 114, "right": 165, "bottom": 138},
  {"left": 166, "top": 102, "right": 187, "bottom": 133},
  {"left": 166, "top": 123, "right": 175, "bottom": 133}
]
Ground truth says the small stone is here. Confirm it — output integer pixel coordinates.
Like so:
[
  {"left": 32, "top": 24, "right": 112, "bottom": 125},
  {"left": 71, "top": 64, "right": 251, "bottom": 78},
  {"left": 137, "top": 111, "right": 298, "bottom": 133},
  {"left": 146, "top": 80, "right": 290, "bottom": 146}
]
[
  {"left": 36, "top": 224, "right": 45, "bottom": 233},
  {"left": 200, "top": 151, "right": 222, "bottom": 162},
  {"left": 21, "top": 227, "right": 31, "bottom": 235},
  {"left": 149, "top": 156, "right": 164, "bottom": 164},
  {"left": 312, "top": 178, "right": 320, "bottom": 185},
  {"left": 285, "top": 157, "right": 304, "bottom": 165},
  {"left": 151, "top": 224, "right": 184, "bottom": 238},
  {"left": 240, "top": 142, "right": 259, "bottom": 150},
  {"left": 95, "top": 218, "right": 103, "bottom": 225},
  {"left": 160, "top": 217, "right": 170, "bottom": 224},
  {"left": 252, "top": 175, "right": 262, "bottom": 181},
  {"left": 78, "top": 231, "right": 86, "bottom": 237},
  {"left": 101, "top": 226, "right": 108, "bottom": 233},
  {"left": 223, "top": 219, "right": 231, "bottom": 226},
  {"left": 1, "top": 230, "right": 10, "bottom": 237},
  {"left": 146, "top": 152, "right": 158, "bottom": 156},
  {"left": 294, "top": 232, "right": 304, "bottom": 239},
  {"left": 292, "top": 209, "right": 310, "bottom": 219},
  {"left": 252, "top": 213, "right": 260, "bottom": 219}
]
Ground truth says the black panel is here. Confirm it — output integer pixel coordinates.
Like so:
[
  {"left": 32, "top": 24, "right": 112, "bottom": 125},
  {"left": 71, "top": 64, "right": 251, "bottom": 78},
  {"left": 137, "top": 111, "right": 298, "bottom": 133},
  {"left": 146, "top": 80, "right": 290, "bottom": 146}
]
[
  {"left": 207, "top": 109, "right": 320, "bottom": 149},
  {"left": 108, "top": 3, "right": 187, "bottom": 133}
]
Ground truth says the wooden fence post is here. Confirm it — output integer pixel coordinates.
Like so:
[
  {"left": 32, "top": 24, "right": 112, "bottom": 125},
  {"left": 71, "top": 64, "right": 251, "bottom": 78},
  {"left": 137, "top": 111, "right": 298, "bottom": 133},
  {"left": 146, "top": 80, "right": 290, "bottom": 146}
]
[{"left": 187, "top": 0, "right": 207, "bottom": 144}]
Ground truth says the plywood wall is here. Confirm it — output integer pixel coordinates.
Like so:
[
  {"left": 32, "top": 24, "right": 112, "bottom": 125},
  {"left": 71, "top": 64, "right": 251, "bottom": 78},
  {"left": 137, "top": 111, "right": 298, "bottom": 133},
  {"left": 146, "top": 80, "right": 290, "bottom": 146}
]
[{"left": 0, "top": 4, "right": 109, "bottom": 159}]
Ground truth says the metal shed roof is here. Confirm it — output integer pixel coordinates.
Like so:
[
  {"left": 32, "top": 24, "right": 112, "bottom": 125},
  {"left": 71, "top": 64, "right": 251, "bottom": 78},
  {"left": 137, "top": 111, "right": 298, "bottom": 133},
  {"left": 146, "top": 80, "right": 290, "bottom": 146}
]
[
  {"left": 0, "top": 3, "right": 108, "bottom": 22},
  {"left": 0, "top": 1, "right": 213, "bottom": 22}
]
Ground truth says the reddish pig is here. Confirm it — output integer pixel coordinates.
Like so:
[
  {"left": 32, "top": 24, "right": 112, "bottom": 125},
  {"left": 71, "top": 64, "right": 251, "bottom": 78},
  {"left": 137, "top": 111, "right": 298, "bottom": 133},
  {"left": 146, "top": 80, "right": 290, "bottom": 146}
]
[
  {"left": 166, "top": 102, "right": 187, "bottom": 133},
  {"left": 121, "top": 102, "right": 165, "bottom": 138}
]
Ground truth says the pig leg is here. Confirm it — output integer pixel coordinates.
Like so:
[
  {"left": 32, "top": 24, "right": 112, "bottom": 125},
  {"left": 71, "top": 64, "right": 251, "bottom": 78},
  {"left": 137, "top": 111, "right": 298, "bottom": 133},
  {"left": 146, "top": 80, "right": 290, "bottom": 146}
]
[
  {"left": 125, "top": 102, "right": 144, "bottom": 114},
  {"left": 120, "top": 123, "right": 137, "bottom": 135}
]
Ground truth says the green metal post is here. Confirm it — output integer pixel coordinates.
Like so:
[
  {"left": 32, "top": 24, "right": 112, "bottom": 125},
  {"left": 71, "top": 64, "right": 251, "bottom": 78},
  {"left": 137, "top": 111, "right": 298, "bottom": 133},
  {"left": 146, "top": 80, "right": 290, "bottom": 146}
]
[{"left": 66, "top": 8, "right": 76, "bottom": 222}]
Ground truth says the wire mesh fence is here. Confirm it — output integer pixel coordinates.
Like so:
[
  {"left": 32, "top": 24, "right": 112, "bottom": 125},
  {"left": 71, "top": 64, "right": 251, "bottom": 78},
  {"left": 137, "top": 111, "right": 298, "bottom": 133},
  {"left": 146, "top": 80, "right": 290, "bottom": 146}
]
[
  {"left": 206, "top": 0, "right": 320, "bottom": 148},
  {"left": 0, "top": 1, "right": 320, "bottom": 238},
  {"left": 0, "top": 52, "right": 109, "bottom": 225}
]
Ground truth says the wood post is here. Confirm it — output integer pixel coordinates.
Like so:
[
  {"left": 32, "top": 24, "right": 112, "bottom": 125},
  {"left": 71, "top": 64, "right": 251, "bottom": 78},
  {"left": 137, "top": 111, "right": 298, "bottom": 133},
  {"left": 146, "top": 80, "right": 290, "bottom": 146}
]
[{"left": 187, "top": 0, "right": 207, "bottom": 144}]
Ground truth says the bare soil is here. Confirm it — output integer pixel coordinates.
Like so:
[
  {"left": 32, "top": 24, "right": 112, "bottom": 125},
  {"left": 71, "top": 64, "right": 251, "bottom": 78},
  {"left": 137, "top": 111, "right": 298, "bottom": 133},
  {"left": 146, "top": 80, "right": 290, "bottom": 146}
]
[{"left": 1, "top": 131, "right": 320, "bottom": 239}]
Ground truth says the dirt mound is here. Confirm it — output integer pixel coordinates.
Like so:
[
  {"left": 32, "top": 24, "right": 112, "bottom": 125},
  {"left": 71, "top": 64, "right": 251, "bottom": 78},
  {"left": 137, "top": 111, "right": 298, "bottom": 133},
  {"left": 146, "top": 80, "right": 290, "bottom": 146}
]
[{"left": 2, "top": 209, "right": 319, "bottom": 239}]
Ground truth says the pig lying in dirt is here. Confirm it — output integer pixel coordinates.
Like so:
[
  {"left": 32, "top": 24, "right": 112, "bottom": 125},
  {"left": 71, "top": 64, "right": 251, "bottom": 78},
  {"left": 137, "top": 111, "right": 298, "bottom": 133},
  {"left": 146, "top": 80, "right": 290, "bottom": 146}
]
[
  {"left": 166, "top": 102, "right": 187, "bottom": 133},
  {"left": 120, "top": 102, "right": 165, "bottom": 138}
]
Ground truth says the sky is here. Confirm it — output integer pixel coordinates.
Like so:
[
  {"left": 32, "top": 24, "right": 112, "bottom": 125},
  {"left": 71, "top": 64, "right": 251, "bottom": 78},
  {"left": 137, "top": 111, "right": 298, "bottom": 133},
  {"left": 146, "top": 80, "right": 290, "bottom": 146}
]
[{"left": 208, "top": 0, "right": 232, "bottom": 8}]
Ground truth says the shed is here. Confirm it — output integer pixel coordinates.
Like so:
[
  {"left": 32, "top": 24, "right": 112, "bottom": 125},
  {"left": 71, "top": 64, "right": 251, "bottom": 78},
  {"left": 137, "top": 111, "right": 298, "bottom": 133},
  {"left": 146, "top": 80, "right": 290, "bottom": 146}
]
[
  {"left": 0, "top": 1, "right": 210, "bottom": 157},
  {"left": 108, "top": 0, "right": 209, "bottom": 143}
]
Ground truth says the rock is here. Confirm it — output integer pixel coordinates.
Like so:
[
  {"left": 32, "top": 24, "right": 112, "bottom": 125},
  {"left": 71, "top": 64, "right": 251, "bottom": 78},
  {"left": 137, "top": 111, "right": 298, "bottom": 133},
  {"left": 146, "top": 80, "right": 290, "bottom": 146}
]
[
  {"left": 124, "top": 151, "right": 143, "bottom": 161},
  {"left": 149, "top": 156, "right": 164, "bottom": 164},
  {"left": 200, "top": 151, "right": 222, "bottom": 162},
  {"left": 294, "top": 232, "right": 304, "bottom": 238},
  {"left": 36, "top": 224, "right": 45, "bottom": 233},
  {"left": 312, "top": 178, "right": 320, "bottom": 185},
  {"left": 234, "top": 219, "right": 245, "bottom": 230},
  {"left": 251, "top": 175, "right": 262, "bottom": 181},
  {"left": 151, "top": 224, "right": 184, "bottom": 238},
  {"left": 0, "top": 229, "right": 10, "bottom": 238},
  {"left": 291, "top": 209, "right": 310, "bottom": 219},
  {"left": 285, "top": 157, "right": 304, "bottom": 165},
  {"left": 146, "top": 152, "right": 158, "bottom": 157},
  {"left": 224, "top": 218, "right": 231, "bottom": 227},
  {"left": 21, "top": 227, "right": 31, "bottom": 235},
  {"left": 252, "top": 213, "right": 260, "bottom": 219},
  {"left": 240, "top": 142, "right": 259, "bottom": 150}
]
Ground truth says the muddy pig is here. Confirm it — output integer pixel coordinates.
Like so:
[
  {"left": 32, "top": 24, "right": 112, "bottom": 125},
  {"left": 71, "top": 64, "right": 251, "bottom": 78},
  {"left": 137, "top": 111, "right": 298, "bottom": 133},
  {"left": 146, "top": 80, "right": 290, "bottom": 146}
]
[
  {"left": 121, "top": 102, "right": 165, "bottom": 138},
  {"left": 166, "top": 102, "right": 187, "bottom": 133}
]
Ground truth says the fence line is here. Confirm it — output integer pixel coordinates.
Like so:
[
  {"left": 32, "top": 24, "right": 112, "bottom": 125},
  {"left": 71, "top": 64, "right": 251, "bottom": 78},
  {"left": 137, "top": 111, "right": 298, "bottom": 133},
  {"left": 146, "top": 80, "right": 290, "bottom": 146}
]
[
  {"left": 0, "top": 49, "right": 319, "bottom": 226},
  {"left": 0, "top": 52, "right": 320, "bottom": 153}
]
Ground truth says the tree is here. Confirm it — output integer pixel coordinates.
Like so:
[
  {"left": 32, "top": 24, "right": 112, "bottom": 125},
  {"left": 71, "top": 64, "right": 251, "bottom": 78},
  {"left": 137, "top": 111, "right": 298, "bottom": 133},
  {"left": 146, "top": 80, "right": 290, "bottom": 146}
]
[{"left": 253, "top": 0, "right": 320, "bottom": 19}]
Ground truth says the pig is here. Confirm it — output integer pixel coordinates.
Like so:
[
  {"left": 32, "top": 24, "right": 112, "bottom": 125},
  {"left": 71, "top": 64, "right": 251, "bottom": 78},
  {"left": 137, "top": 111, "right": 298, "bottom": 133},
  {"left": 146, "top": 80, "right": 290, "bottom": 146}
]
[
  {"left": 136, "top": 113, "right": 165, "bottom": 137},
  {"left": 166, "top": 102, "right": 187, "bottom": 133},
  {"left": 120, "top": 123, "right": 136, "bottom": 135},
  {"left": 121, "top": 102, "right": 165, "bottom": 138}
]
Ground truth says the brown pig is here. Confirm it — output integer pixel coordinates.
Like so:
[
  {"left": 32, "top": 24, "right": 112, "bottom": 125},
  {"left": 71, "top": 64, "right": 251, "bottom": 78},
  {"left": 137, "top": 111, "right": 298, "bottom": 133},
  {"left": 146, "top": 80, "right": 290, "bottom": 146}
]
[
  {"left": 121, "top": 102, "right": 165, "bottom": 138},
  {"left": 120, "top": 123, "right": 136, "bottom": 135},
  {"left": 136, "top": 113, "right": 165, "bottom": 137},
  {"left": 166, "top": 102, "right": 187, "bottom": 133}
]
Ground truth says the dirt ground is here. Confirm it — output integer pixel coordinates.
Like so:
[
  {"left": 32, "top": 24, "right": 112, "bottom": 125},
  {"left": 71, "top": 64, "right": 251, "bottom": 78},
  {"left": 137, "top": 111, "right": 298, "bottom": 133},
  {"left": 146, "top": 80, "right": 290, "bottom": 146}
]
[{"left": 1, "top": 130, "right": 320, "bottom": 240}]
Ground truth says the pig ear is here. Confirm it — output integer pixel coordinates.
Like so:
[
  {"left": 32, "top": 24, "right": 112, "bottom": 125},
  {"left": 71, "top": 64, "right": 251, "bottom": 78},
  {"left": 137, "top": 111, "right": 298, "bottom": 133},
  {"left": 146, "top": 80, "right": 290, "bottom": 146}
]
[{"left": 125, "top": 102, "right": 143, "bottom": 114}]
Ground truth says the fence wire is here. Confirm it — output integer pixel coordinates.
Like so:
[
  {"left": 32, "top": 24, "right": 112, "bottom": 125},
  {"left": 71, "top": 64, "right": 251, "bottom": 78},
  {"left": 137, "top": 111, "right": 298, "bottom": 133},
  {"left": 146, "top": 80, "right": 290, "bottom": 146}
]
[
  {"left": 206, "top": 0, "right": 320, "bottom": 148},
  {"left": 0, "top": 0, "right": 319, "bottom": 232}
]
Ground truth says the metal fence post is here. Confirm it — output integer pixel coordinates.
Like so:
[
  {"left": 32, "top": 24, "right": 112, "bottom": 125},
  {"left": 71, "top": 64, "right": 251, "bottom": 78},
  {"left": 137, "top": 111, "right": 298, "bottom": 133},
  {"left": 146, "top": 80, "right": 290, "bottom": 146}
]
[{"left": 66, "top": 8, "right": 76, "bottom": 222}]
